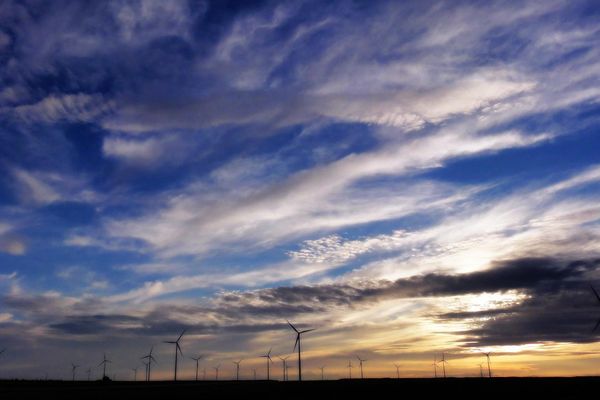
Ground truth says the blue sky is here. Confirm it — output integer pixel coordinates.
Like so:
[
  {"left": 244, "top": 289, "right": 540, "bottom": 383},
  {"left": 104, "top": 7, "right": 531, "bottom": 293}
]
[{"left": 1, "top": 0, "right": 600, "bottom": 380}]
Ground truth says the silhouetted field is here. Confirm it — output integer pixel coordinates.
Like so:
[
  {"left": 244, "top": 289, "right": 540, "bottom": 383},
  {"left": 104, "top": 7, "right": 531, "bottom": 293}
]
[{"left": 1, "top": 377, "right": 598, "bottom": 399}]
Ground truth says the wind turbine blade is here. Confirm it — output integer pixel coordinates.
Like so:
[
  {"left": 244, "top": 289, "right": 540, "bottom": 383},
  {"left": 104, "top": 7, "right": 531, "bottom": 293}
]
[
  {"left": 299, "top": 328, "right": 315, "bottom": 334},
  {"left": 177, "top": 343, "right": 183, "bottom": 357},
  {"left": 287, "top": 320, "right": 299, "bottom": 333},
  {"left": 591, "top": 285, "right": 600, "bottom": 303},
  {"left": 164, "top": 341, "right": 175, "bottom": 344},
  {"left": 177, "top": 329, "right": 186, "bottom": 342},
  {"left": 293, "top": 335, "right": 299, "bottom": 352},
  {"left": 593, "top": 317, "right": 600, "bottom": 333}
]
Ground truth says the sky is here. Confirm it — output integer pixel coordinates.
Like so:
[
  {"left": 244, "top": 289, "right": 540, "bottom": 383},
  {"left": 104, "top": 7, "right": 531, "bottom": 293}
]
[{"left": 1, "top": 0, "right": 600, "bottom": 381}]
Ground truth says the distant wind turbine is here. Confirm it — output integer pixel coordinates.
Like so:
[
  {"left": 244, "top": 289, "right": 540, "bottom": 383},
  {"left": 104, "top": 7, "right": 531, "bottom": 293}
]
[
  {"left": 356, "top": 355, "right": 367, "bottom": 379},
  {"left": 393, "top": 363, "right": 400, "bottom": 379},
  {"left": 432, "top": 355, "right": 438, "bottom": 378},
  {"left": 278, "top": 356, "right": 290, "bottom": 381},
  {"left": 287, "top": 320, "right": 315, "bottom": 381},
  {"left": 478, "top": 363, "right": 484, "bottom": 378},
  {"left": 142, "top": 361, "right": 149, "bottom": 382},
  {"left": 86, "top": 367, "right": 91, "bottom": 381},
  {"left": 214, "top": 364, "right": 220, "bottom": 380},
  {"left": 253, "top": 368, "right": 257, "bottom": 380},
  {"left": 319, "top": 366, "right": 325, "bottom": 381},
  {"left": 141, "top": 347, "right": 157, "bottom": 381},
  {"left": 203, "top": 367, "right": 206, "bottom": 380},
  {"left": 439, "top": 353, "right": 448, "bottom": 378},
  {"left": 260, "top": 348, "right": 273, "bottom": 380},
  {"left": 97, "top": 353, "right": 111, "bottom": 379},
  {"left": 164, "top": 330, "right": 186, "bottom": 381},
  {"left": 131, "top": 367, "right": 138, "bottom": 381},
  {"left": 71, "top": 363, "right": 79, "bottom": 381},
  {"left": 347, "top": 360, "right": 353, "bottom": 379},
  {"left": 483, "top": 352, "right": 492, "bottom": 378},
  {"left": 191, "top": 354, "right": 204, "bottom": 381},
  {"left": 233, "top": 359, "right": 243, "bottom": 381}
]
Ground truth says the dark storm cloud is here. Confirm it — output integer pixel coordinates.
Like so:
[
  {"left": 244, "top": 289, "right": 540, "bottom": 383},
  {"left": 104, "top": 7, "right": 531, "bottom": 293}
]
[
  {"left": 4, "top": 257, "right": 600, "bottom": 347},
  {"left": 249, "top": 257, "right": 599, "bottom": 305}
]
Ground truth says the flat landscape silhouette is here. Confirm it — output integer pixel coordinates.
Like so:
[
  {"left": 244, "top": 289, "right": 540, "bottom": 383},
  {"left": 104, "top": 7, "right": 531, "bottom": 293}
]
[{"left": 2, "top": 377, "right": 599, "bottom": 399}]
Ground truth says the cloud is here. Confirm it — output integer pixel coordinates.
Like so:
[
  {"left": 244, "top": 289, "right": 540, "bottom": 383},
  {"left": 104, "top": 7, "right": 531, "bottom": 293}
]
[
  {"left": 0, "top": 222, "right": 25, "bottom": 255},
  {"left": 5, "top": 94, "right": 114, "bottom": 124},
  {"left": 104, "top": 128, "right": 549, "bottom": 258}
]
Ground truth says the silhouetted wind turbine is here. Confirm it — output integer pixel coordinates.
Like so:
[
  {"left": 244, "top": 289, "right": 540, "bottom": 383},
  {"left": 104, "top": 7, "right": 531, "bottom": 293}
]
[
  {"left": 478, "top": 363, "right": 484, "bottom": 378},
  {"left": 253, "top": 368, "right": 257, "bottom": 380},
  {"left": 393, "top": 363, "right": 400, "bottom": 379},
  {"left": 260, "top": 348, "right": 273, "bottom": 380},
  {"left": 439, "top": 353, "right": 448, "bottom": 378},
  {"left": 142, "top": 361, "right": 149, "bottom": 382},
  {"left": 203, "top": 367, "right": 206, "bottom": 380},
  {"left": 86, "top": 367, "right": 91, "bottom": 381},
  {"left": 483, "top": 352, "right": 492, "bottom": 378},
  {"left": 287, "top": 320, "right": 315, "bottom": 381},
  {"left": 319, "top": 366, "right": 325, "bottom": 381},
  {"left": 356, "top": 355, "right": 367, "bottom": 379},
  {"left": 347, "top": 360, "right": 353, "bottom": 379},
  {"left": 233, "top": 359, "right": 243, "bottom": 381},
  {"left": 71, "top": 363, "right": 79, "bottom": 381},
  {"left": 278, "top": 356, "right": 290, "bottom": 381},
  {"left": 191, "top": 354, "right": 204, "bottom": 381},
  {"left": 98, "top": 353, "right": 111, "bottom": 379},
  {"left": 214, "top": 364, "right": 220, "bottom": 380},
  {"left": 131, "top": 367, "right": 138, "bottom": 381},
  {"left": 141, "top": 347, "right": 157, "bottom": 381},
  {"left": 432, "top": 355, "right": 437, "bottom": 378},
  {"left": 164, "top": 330, "right": 186, "bottom": 381}
]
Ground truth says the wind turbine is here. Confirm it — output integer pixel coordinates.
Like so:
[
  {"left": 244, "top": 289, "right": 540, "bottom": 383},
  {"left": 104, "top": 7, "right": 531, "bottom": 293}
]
[
  {"left": 477, "top": 363, "right": 484, "bottom": 378},
  {"left": 393, "top": 363, "right": 400, "bottom": 379},
  {"left": 71, "top": 363, "right": 79, "bottom": 381},
  {"left": 141, "top": 347, "right": 157, "bottom": 381},
  {"left": 483, "top": 352, "right": 492, "bottom": 378},
  {"left": 86, "top": 367, "right": 91, "bottom": 381},
  {"left": 287, "top": 320, "right": 315, "bottom": 381},
  {"left": 203, "top": 367, "right": 207, "bottom": 380},
  {"left": 164, "top": 330, "right": 186, "bottom": 381},
  {"left": 432, "top": 355, "right": 438, "bottom": 378},
  {"left": 278, "top": 356, "right": 290, "bottom": 381},
  {"left": 233, "top": 359, "right": 243, "bottom": 381},
  {"left": 191, "top": 354, "right": 204, "bottom": 381},
  {"left": 131, "top": 367, "right": 138, "bottom": 381},
  {"left": 356, "top": 355, "right": 367, "bottom": 379},
  {"left": 142, "top": 361, "right": 149, "bottom": 382},
  {"left": 253, "top": 368, "right": 257, "bottom": 380},
  {"left": 319, "top": 366, "right": 325, "bottom": 381},
  {"left": 97, "top": 353, "right": 111, "bottom": 379},
  {"left": 260, "top": 348, "right": 273, "bottom": 380},
  {"left": 214, "top": 364, "right": 220, "bottom": 380},
  {"left": 438, "top": 353, "right": 448, "bottom": 378},
  {"left": 347, "top": 360, "right": 353, "bottom": 379}
]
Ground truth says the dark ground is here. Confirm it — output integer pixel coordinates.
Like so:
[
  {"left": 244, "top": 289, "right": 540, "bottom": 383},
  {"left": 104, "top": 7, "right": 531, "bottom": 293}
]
[{"left": 1, "top": 378, "right": 598, "bottom": 399}]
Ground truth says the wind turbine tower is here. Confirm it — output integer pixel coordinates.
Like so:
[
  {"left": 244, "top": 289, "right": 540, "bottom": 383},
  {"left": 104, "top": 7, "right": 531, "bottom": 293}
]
[
  {"left": 356, "top": 355, "right": 367, "bottom": 379},
  {"left": 260, "top": 348, "right": 273, "bottom": 380},
  {"left": 97, "top": 354, "right": 111, "bottom": 379},
  {"left": 287, "top": 320, "right": 315, "bottom": 381},
  {"left": 233, "top": 359, "right": 243, "bottom": 381},
  {"left": 483, "top": 352, "right": 492, "bottom": 378},
  {"left": 164, "top": 330, "right": 186, "bottom": 381}
]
